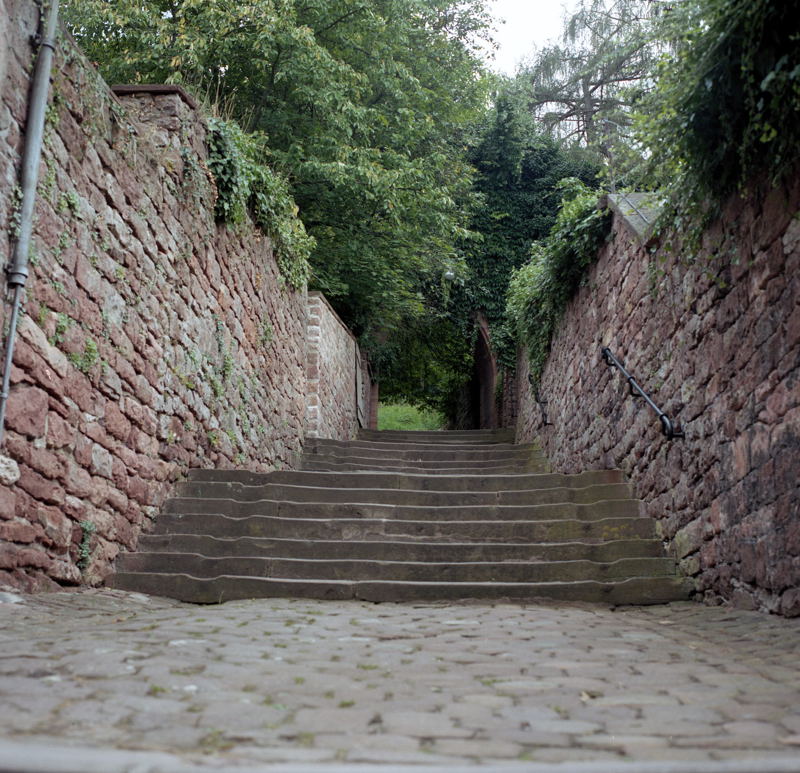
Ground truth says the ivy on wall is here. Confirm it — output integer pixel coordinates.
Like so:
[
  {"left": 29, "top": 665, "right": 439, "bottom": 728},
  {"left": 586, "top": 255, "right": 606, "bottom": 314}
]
[
  {"left": 506, "top": 179, "right": 611, "bottom": 382},
  {"left": 206, "top": 118, "right": 314, "bottom": 290},
  {"left": 636, "top": 0, "right": 800, "bottom": 249}
]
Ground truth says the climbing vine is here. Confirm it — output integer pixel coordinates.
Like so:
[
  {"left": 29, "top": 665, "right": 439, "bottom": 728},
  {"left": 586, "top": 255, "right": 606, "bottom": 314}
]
[
  {"left": 636, "top": 0, "right": 800, "bottom": 251},
  {"left": 506, "top": 179, "right": 611, "bottom": 381},
  {"left": 206, "top": 118, "right": 313, "bottom": 290}
]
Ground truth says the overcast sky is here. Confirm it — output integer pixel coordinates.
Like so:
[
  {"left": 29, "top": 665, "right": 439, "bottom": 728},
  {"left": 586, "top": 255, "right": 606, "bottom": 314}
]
[{"left": 483, "top": 0, "right": 582, "bottom": 75}]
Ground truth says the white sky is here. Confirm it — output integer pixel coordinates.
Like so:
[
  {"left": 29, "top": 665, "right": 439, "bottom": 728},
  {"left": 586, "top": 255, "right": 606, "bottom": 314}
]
[{"left": 483, "top": 0, "right": 582, "bottom": 75}]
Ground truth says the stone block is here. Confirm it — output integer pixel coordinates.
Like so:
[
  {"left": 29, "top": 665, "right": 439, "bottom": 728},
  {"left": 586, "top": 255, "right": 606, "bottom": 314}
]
[
  {"left": 35, "top": 504, "right": 72, "bottom": 549},
  {"left": 16, "top": 467, "right": 64, "bottom": 506},
  {"left": 64, "top": 461, "right": 93, "bottom": 499},
  {"left": 103, "top": 401, "right": 132, "bottom": 442},
  {"left": 0, "top": 518, "right": 40, "bottom": 543},
  {"left": 0, "top": 455, "right": 20, "bottom": 486},
  {"left": 780, "top": 588, "right": 800, "bottom": 618},
  {"left": 91, "top": 443, "right": 114, "bottom": 479},
  {"left": 46, "top": 412, "right": 76, "bottom": 449},
  {"left": 0, "top": 542, "right": 51, "bottom": 571},
  {"left": 5, "top": 385, "right": 48, "bottom": 437},
  {"left": 17, "top": 314, "right": 69, "bottom": 378}
]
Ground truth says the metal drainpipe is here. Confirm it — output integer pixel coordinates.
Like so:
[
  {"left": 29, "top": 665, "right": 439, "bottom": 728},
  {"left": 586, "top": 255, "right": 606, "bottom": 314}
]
[{"left": 0, "top": 0, "right": 60, "bottom": 448}]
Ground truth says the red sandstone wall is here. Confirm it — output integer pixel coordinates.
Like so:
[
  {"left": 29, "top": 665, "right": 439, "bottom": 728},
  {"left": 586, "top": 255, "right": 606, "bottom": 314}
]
[
  {"left": 305, "top": 292, "right": 371, "bottom": 439},
  {"left": 0, "top": 5, "right": 311, "bottom": 589},
  {"left": 516, "top": 177, "right": 800, "bottom": 616}
]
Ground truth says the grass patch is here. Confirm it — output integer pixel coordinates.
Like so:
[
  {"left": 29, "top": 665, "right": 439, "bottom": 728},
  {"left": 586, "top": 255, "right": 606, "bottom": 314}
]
[{"left": 378, "top": 402, "right": 444, "bottom": 431}]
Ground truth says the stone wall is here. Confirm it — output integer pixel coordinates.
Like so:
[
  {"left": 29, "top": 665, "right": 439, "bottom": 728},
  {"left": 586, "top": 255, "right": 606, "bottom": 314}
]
[
  {"left": 515, "top": 177, "right": 800, "bottom": 615},
  {"left": 0, "top": 2, "right": 362, "bottom": 591},
  {"left": 305, "top": 291, "right": 372, "bottom": 439}
]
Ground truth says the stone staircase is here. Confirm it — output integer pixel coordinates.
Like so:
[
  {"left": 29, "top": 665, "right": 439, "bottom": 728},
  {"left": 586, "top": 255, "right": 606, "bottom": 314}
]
[{"left": 112, "top": 430, "right": 691, "bottom": 604}]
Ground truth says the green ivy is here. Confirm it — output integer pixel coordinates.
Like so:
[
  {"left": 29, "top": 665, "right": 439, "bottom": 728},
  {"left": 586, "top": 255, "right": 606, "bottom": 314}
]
[
  {"left": 206, "top": 118, "right": 313, "bottom": 289},
  {"left": 636, "top": 0, "right": 800, "bottom": 251},
  {"left": 506, "top": 179, "right": 611, "bottom": 381}
]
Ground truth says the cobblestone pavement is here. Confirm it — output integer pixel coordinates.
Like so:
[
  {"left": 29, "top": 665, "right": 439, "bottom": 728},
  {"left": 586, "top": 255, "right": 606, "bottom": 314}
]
[{"left": 1, "top": 589, "right": 799, "bottom": 771}]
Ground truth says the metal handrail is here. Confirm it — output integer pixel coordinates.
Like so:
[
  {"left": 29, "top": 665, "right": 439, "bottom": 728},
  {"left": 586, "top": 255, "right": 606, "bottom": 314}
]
[{"left": 600, "top": 347, "right": 684, "bottom": 440}]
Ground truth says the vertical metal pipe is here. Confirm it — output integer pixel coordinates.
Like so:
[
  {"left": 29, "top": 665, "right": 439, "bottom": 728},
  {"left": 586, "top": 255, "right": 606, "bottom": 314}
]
[
  {"left": 0, "top": 0, "right": 60, "bottom": 448},
  {"left": 0, "top": 286, "right": 23, "bottom": 441}
]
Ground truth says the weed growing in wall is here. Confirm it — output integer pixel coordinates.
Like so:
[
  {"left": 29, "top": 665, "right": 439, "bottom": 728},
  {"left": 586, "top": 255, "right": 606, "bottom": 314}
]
[
  {"left": 77, "top": 520, "right": 96, "bottom": 570},
  {"left": 259, "top": 321, "right": 274, "bottom": 348},
  {"left": 68, "top": 339, "right": 99, "bottom": 374}
]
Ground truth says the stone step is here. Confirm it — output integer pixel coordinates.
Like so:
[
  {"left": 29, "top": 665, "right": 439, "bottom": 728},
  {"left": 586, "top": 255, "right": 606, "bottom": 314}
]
[
  {"left": 133, "top": 533, "right": 665, "bottom": 562},
  {"left": 306, "top": 440, "right": 541, "bottom": 461},
  {"left": 173, "top": 481, "right": 632, "bottom": 507},
  {"left": 301, "top": 456, "right": 545, "bottom": 472},
  {"left": 184, "top": 468, "right": 623, "bottom": 491},
  {"left": 161, "top": 497, "right": 642, "bottom": 522},
  {"left": 111, "top": 572, "right": 692, "bottom": 605},
  {"left": 302, "top": 462, "right": 543, "bottom": 475},
  {"left": 358, "top": 429, "right": 515, "bottom": 444},
  {"left": 117, "top": 553, "right": 676, "bottom": 583},
  {"left": 310, "top": 438, "right": 526, "bottom": 453},
  {"left": 152, "top": 512, "right": 656, "bottom": 543}
]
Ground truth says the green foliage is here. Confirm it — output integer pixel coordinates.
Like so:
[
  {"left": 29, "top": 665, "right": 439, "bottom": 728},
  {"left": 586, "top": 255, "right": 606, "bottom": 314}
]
[
  {"left": 49, "top": 312, "right": 71, "bottom": 346},
  {"left": 259, "top": 321, "right": 274, "bottom": 348},
  {"left": 506, "top": 179, "right": 611, "bottom": 380},
  {"left": 636, "top": 0, "right": 800, "bottom": 244},
  {"left": 77, "top": 520, "right": 96, "bottom": 569},
  {"left": 377, "top": 91, "right": 601, "bottom": 419},
  {"left": 63, "top": 0, "right": 493, "bottom": 338},
  {"left": 521, "top": 0, "right": 664, "bottom": 153},
  {"left": 206, "top": 118, "right": 313, "bottom": 289},
  {"left": 378, "top": 403, "right": 445, "bottom": 431},
  {"left": 68, "top": 339, "right": 99, "bottom": 374},
  {"left": 457, "top": 90, "right": 600, "bottom": 370},
  {"left": 366, "top": 298, "right": 475, "bottom": 414}
]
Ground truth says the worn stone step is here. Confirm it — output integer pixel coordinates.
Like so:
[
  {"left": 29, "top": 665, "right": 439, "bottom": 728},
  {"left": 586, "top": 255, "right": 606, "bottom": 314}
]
[
  {"left": 358, "top": 429, "right": 515, "bottom": 444},
  {"left": 301, "top": 458, "right": 545, "bottom": 474},
  {"left": 133, "top": 534, "right": 665, "bottom": 562},
  {"left": 183, "top": 468, "right": 623, "bottom": 491},
  {"left": 174, "top": 481, "right": 632, "bottom": 507},
  {"left": 161, "top": 497, "right": 642, "bottom": 522},
  {"left": 117, "top": 553, "right": 676, "bottom": 583},
  {"left": 310, "top": 438, "right": 526, "bottom": 454},
  {"left": 306, "top": 440, "right": 541, "bottom": 461},
  {"left": 112, "top": 426, "right": 683, "bottom": 605},
  {"left": 111, "top": 572, "right": 692, "bottom": 605},
  {"left": 151, "top": 512, "right": 656, "bottom": 543}
]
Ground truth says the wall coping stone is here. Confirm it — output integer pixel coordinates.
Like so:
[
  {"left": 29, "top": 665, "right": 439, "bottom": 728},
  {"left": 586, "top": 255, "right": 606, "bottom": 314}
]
[
  {"left": 111, "top": 84, "right": 200, "bottom": 110},
  {"left": 603, "top": 192, "right": 663, "bottom": 245}
]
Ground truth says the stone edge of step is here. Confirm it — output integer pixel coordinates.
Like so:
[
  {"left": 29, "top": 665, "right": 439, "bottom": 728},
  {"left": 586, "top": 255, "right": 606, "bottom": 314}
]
[{"left": 111, "top": 572, "right": 694, "bottom": 605}]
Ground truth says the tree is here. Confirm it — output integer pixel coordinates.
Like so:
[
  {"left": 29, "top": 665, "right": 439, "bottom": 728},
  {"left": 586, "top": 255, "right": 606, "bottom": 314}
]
[
  {"left": 376, "top": 90, "right": 600, "bottom": 423},
  {"left": 63, "top": 0, "right": 493, "bottom": 339},
  {"left": 458, "top": 89, "right": 600, "bottom": 367},
  {"left": 636, "top": 0, "right": 800, "bottom": 209},
  {"left": 520, "top": 0, "right": 664, "bottom": 157}
]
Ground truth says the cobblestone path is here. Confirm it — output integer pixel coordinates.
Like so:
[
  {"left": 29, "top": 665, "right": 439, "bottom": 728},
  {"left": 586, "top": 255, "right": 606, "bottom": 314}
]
[{"left": 1, "top": 590, "right": 799, "bottom": 770}]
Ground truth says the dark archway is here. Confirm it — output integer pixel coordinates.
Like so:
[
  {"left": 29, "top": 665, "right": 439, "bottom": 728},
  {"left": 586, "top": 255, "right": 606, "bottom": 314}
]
[{"left": 472, "top": 313, "right": 498, "bottom": 430}]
